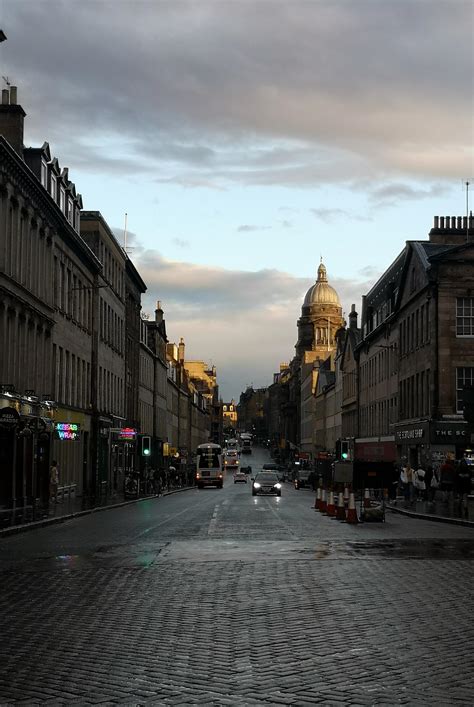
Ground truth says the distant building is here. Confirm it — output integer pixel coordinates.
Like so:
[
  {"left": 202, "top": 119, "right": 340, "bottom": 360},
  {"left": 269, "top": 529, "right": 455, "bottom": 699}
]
[{"left": 222, "top": 399, "right": 237, "bottom": 430}]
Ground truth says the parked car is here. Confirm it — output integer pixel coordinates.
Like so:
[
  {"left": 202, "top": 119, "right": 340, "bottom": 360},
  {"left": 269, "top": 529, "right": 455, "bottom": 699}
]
[{"left": 251, "top": 472, "right": 282, "bottom": 497}]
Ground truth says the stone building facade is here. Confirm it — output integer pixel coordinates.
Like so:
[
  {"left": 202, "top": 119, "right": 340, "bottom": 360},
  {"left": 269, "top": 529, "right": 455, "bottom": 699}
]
[{"left": 0, "top": 86, "right": 99, "bottom": 512}]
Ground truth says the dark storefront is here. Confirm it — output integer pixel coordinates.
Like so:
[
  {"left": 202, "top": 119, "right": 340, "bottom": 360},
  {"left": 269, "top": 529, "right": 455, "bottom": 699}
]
[{"left": 394, "top": 420, "right": 473, "bottom": 469}]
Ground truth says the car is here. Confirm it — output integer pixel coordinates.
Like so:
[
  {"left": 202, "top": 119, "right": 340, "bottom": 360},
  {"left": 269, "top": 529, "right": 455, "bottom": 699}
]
[
  {"left": 262, "top": 463, "right": 286, "bottom": 482},
  {"left": 233, "top": 470, "right": 248, "bottom": 483},
  {"left": 252, "top": 471, "right": 282, "bottom": 497},
  {"left": 294, "top": 470, "right": 312, "bottom": 490},
  {"left": 224, "top": 450, "right": 240, "bottom": 469}
]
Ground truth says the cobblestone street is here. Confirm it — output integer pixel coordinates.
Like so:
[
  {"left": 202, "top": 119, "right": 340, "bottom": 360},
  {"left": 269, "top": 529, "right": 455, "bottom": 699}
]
[{"left": 1, "top": 449, "right": 473, "bottom": 705}]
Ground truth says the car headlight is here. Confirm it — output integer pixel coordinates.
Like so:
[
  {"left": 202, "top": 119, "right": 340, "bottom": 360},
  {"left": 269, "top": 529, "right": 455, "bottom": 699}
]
[
  {"left": 274, "top": 483, "right": 281, "bottom": 489},
  {"left": 253, "top": 482, "right": 261, "bottom": 488}
]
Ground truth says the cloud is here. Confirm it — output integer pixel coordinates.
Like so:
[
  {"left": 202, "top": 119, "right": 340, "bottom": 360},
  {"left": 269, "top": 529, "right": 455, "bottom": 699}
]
[
  {"left": 311, "top": 208, "right": 371, "bottom": 223},
  {"left": 134, "top": 247, "right": 375, "bottom": 398},
  {"left": 172, "top": 237, "right": 190, "bottom": 249},
  {"left": 237, "top": 224, "right": 271, "bottom": 232},
  {"left": 369, "top": 182, "right": 452, "bottom": 208},
  {"left": 6, "top": 0, "right": 472, "bottom": 187}
]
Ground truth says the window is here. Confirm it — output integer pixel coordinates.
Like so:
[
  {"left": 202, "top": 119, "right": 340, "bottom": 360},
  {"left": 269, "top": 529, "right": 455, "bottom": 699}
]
[
  {"left": 456, "top": 367, "right": 474, "bottom": 413},
  {"left": 456, "top": 297, "right": 474, "bottom": 337},
  {"left": 67, "top": 198, "right": 73, "bottom": 224},
  {"left": 50, "top": 174, "right": 57, "bottom": 202},
  {"left": 41, "top": 160, "right": 48, "bottom": 187},
  {"left": 59, "top": 186, "right": 66, "bottom": 214}
]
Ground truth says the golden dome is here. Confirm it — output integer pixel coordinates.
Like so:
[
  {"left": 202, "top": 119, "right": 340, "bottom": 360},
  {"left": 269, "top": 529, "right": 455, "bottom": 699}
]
[{"left": 303, "top": 261, "right": 341, "bottom": 307}]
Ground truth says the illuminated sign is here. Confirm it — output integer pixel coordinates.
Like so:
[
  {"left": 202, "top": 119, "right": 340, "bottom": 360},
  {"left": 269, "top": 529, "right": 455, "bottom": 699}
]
[
  {"left": 118, "top": 427, "right": 137, "bottom": 440},
  {"left": 55, "top": 422, "right": 80, "bottom": 441}
]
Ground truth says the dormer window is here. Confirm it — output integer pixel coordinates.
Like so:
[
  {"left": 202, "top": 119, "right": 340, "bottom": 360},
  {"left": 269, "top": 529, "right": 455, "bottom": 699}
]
[
  {"left": 67, "top": 198, "right": 73, "bottom": 224},
  {"left": 50, "top": 174, "right": 57, "bottom": 202},
  {"left": 59, "top": 186, "right": 66, "bottom": 214},
  {"left": 41, "top": 160, "right": 48, "bottom": 187}
]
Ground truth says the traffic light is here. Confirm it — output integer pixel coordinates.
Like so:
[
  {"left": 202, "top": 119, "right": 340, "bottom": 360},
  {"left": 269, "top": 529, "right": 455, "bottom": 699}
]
[
  {"left": 141, "top": 436, "right": 152, "bottom": 456},
  {"left": 462, "top": 386, "right": 474, "bottom": 424},
  {"left": 341, "top": 440, "right": 350, "bottom": 460}
]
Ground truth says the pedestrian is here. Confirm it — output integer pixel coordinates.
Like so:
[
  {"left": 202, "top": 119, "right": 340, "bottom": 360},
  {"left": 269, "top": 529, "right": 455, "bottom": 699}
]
[
  {"left": 414, "top": 465, "right": 426, "bottom": 501},
  {"left": 404, "top": 463, "right": 414, "bottom": 505},
  {"left": 429, "top": 464, "right": 440, "bottom": 502},
  {"left": 49, "top": 460, "right": 59, "bottom": 504},
  {"left": 455, "top": 458, "right": 472, "bottom": 519},
  {"left": 440, "top": 457, "right": 456, "bottom": 502}
]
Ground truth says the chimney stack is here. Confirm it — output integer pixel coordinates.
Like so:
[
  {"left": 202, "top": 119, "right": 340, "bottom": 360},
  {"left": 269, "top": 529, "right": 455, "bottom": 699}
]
[
  {"left": 155, "top": 300, "right": 163, "bottom": 324},
  {"left": 178, "top": 337, "right": 185, "bottom": 363},
  {"left": 349, "top": 303, "right": 358, "bottom": 329},
  {"left": 0, "top": 86, "right": 26, "bottom": 157}
]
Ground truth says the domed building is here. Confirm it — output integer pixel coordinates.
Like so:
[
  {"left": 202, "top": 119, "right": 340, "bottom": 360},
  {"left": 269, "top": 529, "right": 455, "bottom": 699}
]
[{"left": 296, "top": 260, "right": 344, "bottom": 361}]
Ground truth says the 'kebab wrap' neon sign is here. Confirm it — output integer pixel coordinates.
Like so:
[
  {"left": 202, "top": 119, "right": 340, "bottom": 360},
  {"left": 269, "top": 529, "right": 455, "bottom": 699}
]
[{"left": 55, "top": 423, "right": 80, "bottom": 441}]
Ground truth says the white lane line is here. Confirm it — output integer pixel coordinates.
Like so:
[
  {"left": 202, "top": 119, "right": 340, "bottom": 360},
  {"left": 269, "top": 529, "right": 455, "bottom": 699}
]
[{"left": 208, "top": 503, "right": 220, "bottom": 535}]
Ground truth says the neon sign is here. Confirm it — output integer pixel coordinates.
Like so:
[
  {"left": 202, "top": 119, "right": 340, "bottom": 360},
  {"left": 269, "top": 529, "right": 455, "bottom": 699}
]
[
  {"left": 118, "top": 427, "right": 137, "bottom": 440},
  {"left": 55, "top": 423, "right": 80, "bottom": 441}
]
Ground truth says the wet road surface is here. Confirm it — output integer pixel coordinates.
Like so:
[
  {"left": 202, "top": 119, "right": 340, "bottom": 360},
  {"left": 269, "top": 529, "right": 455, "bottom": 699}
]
[{"left": 0, "top": 445, "right": 473, "bottom": 704}]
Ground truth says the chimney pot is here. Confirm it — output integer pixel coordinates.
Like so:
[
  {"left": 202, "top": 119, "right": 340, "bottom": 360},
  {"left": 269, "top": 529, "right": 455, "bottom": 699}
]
[
  {"left": 434, "top": 216, "right": 439, "bottom": 228},
  {"left": 9, "top": 86, "right": 17, "bottom": 104},
  {"left": 440, "top": 217, "right": 445, "bottom": 228},
  {"left": 2, "top": 88, "right": 9, "bottom": 105}
]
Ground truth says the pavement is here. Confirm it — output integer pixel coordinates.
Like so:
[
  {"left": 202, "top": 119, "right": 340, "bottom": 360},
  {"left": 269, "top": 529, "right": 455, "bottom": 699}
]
[
  {"left": 386, "top": 494, "right": 474, "bottom": 527},
  {"left": 0, "top": 485, "right": 193, "bottom": 537}
]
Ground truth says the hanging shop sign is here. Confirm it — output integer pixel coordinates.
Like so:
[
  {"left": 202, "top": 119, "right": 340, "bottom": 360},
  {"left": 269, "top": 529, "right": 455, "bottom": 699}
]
[
  {"left": 0, "top": 407, "right": 20, "bottom": 428},
  {"left": 55, "top": 422, "right": 81, "bottom": 441}
]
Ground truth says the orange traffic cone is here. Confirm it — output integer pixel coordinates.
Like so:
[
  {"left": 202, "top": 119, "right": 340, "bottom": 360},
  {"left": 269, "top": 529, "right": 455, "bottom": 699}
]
[
  {"left": 314, "top": 487, "right": 321, "bottom": 510},
  {"left": 326, "top": 490, "right": 335, "bottom": 517},
  {"left": 363, "top": 488, "right": 371, "bottom": 508},
  {"left": 346, "top": 491, "right": 358, "bottom": 524},
  {"left": 336, "top": 491, "right": 346, "bottom": 521},
  {"left": 319, "top": 488, "right": 327, "bottom": 513},
  {"left": 344, "top": 485, "right": 350, "bottom": 508}
]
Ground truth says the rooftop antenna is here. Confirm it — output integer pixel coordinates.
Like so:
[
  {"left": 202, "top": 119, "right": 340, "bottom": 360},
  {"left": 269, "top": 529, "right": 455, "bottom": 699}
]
[
  {"left": 123, "top": 212, "right": 128, "bottom": 251},
  {"left": 2, "top": 75, "right": 10, "bottom": 87},
  {"left": 465, "top": 181, "right": 471, "bottom": 243}
]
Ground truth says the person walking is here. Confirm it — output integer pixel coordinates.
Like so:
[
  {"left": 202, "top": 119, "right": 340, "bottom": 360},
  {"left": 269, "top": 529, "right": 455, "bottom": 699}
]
[
  {"left": 49, "top": 460, "right": 59, "bottom": 504},
  {"left": 429, "top": 464, "right": 440, "bottom": 502},
  {"left": 455, "top": 458, "right": 472, "bottom": 519},
  {"left": 404, "top": 463, "right": 414, "bottom": 506},
  {"left": 414, "top": 465, "right": 426, "bottom": 502}
]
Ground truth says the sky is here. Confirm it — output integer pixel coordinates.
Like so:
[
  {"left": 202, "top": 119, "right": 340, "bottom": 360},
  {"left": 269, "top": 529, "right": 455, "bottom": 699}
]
[{"left": 1, "top": 0, "right": 473, "bottom": 399}]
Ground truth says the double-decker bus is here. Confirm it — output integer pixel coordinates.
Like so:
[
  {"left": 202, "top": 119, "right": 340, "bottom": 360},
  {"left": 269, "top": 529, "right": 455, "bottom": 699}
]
[{"left": 195, "top": 443, "right": 224, "bottom": 489}]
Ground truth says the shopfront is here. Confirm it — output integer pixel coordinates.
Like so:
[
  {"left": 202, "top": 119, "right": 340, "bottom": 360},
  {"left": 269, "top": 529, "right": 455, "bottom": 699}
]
[
  {"left": 394, "top": 420, "right": 472, "bottom": 469},
  {"left": 0, "top": 393, "right": 53, "bottom": 515},
  {"left": 52, "top": 409, "right": 90, "bottom": 496}
]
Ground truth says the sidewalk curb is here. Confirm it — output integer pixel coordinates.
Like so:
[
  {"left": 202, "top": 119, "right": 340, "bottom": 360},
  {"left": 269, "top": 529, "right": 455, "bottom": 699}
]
[
  {"left": 387, "top": 504, "right": 474, "bottom": 528},
  {"left": 0, "top": 486, "right": 194, "bottom": 538}
]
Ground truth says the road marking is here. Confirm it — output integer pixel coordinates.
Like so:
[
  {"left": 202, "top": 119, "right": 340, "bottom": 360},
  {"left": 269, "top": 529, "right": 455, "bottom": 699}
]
[{"left": 208, "top": 504, "right": 220, "bottom": 535}]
